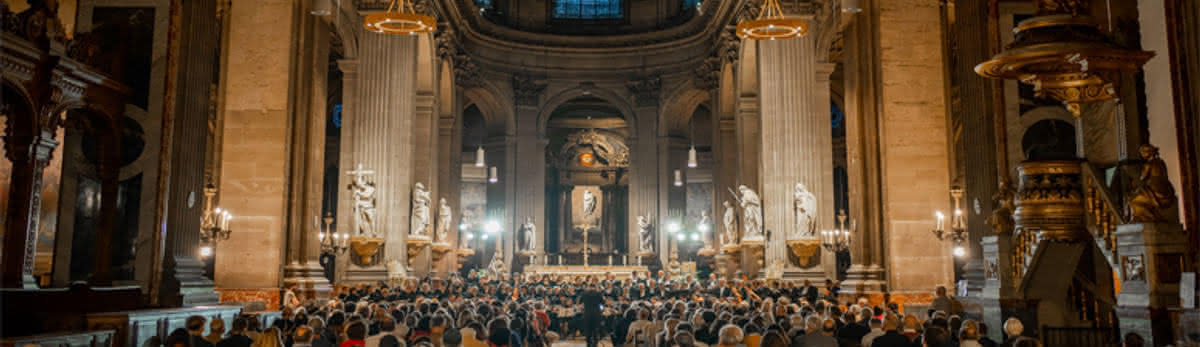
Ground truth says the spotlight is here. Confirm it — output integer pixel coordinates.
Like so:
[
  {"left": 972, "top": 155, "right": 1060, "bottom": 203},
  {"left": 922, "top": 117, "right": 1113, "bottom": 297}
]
[
  {"left": 953, "top": 246, "right": 966, "bottom": 257},
  {"left": 698, "top": 223, "right": 710, "bottom": 233},
  {"left": 481, "top": 233, "right": 489, "bottom": 240},
  {"left": 668, "top": 222, "right": 681, "bottom": 233},
  {"left": 465, "top": 233, "right": 474, "bottom": 240},
  {"left": 677, "top": 233, "right": 686, "bottom": 241},
  {"left": 485, "top": 220, "right": 501, "bottom": 233},
  {"left": 200, "top": 246, "right": 213, "bottom": 258},
  {"left": 690, "top": 233, "right": 699, "bottom": 241}
]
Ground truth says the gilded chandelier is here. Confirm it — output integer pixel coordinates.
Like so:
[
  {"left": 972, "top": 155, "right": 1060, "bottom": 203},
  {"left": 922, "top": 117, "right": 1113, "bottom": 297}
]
[
  {"left": 736, "top": 0, "right": 807, "bottom": 40},
  {"left": 363, "top": 0, "right": 436, "bottom": 35}
]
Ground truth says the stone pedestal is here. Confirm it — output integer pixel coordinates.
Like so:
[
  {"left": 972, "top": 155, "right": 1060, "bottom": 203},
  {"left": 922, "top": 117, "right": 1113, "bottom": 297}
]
[
  {"left": 979, "top": 234, "right": 1021, "bottom": 342},
  {"left": 1116, "top": 222, "right": 1188, "bottom": 346}
]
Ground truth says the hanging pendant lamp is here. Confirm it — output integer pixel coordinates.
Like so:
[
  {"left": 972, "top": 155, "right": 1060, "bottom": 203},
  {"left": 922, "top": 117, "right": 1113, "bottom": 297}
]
[
  {"left": 364, "top": 0, "right": 436, "bottom": 35},
  {"left": 736, "top": 0, "right": 807, "bottom": 40},
  {"left": 687, "top": 146, "right": 698, "bottom": 168},
  {"left": 674, "top": 169, "right": 684, "bottom": 187},
  {"left": 488, "top": 166, "right": 499, "bottom": 183},
  {"left": 475, "top": 146, "right": 486, "bottom": 167}
]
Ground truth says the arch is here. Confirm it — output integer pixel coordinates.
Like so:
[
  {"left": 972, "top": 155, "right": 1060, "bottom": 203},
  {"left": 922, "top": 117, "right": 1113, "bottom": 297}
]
[
  {"left": 462, "top": 81, "right": 515, "bottom": 136},
  {"left": 1011, "top": 106, "right": 1076, "bottom": 161},
  {"left": 659, "top": 86, "right": 711, "bottom": 137},
  {"left": 536, "top": 84, "right": 637, "bottom": 140}
]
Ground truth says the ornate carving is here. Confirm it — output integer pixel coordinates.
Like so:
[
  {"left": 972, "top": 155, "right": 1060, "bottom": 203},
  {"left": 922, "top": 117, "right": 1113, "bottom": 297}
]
[
  {"left": 988, "top": 178, "right": 1017, "bottom": 235},
  {"left": 1126, "top": 144, "right": 1178, "bottom": 223},
  {"left": 435, "top": 29, "right": 457, "bottom": 61},
  {"left": 1013, "top": 161, "right": 1087, "bottom": 242},
  {"left": 626, "top": 76, "right": 661, "bottom": 107},
  {"left": 693, "top": 56, "right": 721, "bottom": 90},
  {"left": 410, "top": 182, "right": 431, "bottom": 237},
  {"left": 792, "top": 182, "right": 817, "bottom": 238},
  {"left": 555, "top": 129, "right": 630, "bottom": 167},
  {"left": 3, "top": 0, "right": 67, "bottom": 48},
  {"left": 719, "top": 29, "right": 740, "bottom": 64},
  {"left": 453, "top": 54, "right": 481, "bottom": 88},
  {"left": 1121, "top": 255, "right": 1145, "bottom": 282},
  {"left": 1035, "top": 0, "right": 1088, "bottom": 16},
  {"left": 512, "top": 74, "right": 546, "bottom": 106},
  {"left": 350, "top": 237, "right": 385, "bottom": 266}
]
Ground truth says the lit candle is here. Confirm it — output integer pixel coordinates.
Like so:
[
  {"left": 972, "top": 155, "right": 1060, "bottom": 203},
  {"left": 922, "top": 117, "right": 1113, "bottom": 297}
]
[{"left": 935, "top": 211, "right": 945, "bottom": 231}]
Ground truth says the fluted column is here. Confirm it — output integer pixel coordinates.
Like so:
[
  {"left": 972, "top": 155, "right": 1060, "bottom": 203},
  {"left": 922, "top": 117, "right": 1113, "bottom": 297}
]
[
  {"left": 513, "top": 104, "right": 545, "bottom": 259},
  {"left": 337, "top": 31, "right": 419, "bottom": 282},
  {"left": 757, "top": 35, "right": 835, "bottom": 280},
  {"left": 333, "top": 59, "right": 358, "bottom": 283}
]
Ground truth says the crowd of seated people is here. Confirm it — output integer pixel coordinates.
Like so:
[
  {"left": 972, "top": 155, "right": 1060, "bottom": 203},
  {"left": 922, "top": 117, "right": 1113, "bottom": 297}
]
[{"left": 162, "top": 270, "right": 1055, "bottom": 347}]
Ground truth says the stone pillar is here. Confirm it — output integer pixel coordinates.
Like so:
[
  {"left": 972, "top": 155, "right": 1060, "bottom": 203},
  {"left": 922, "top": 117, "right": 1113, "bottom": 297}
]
[
  {"left": 513, "top": 103, "right": 545, "bottom": 261},
  {"left": 334, "top": 59, "right": 358, "bottom": 283},
  {"left": 410, "top": 33, "right": 438, "bottom": 276},
  {"left": 841, "top": 3, "right": 888, "bottom": 293},
  {"left": 337, "top": 31, "right": 419, "bottom": 282},
  {"left": 660, "top": 137, "right": 688, "bottom": 266},
  {"left": 877, "top": 0, "right": 955, "bottom": 293},
  {"left": 756, "top": 36, "right": 835, "bottom": 280},
  {"left": 1115, "top": 223, "right": 1189, "bottom": 346},
  {"left": 216, "top": 0, "right": 297, "bottom": 298},
  {"left": 629, "top": 86, "right": 661, "bottom": 258},
  {"left": 979, "top": 234, "right": 1017, "bottom": 342},
  {"left": 282, "top": 8, "right": 332, "bottom": 298},
  {"left": 484, "top": 135, "right": 514, "bottom": 272}
]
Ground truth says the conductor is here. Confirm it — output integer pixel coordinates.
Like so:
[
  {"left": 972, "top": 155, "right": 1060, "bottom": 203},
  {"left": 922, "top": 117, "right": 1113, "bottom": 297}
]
[{"left": 580, "top": 283, "right": 605, "bottom": 347}]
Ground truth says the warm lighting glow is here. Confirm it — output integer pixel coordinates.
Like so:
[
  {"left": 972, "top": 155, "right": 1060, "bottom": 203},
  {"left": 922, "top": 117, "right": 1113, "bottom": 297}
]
[
  {"left": 953, "top": 246, "right": 966, "bottom": 257},
  {"left": 735, "top": 0, "right": 807, "bottom": 40},
  {"left": 485, "top": 220, "right": 501, "bottom": 233},
  {"left": 200, "top": 246, "right": 213, "bottom": 258},
  {"left": 363, "top": 0, "right": 436, "bottom": 35},
  {"left": 842, "top": 0, "right": 862, "bottom": 13}
]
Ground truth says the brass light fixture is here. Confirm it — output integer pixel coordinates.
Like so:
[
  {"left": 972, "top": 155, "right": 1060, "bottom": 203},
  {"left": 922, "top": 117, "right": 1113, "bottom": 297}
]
[
  {"left": 363, "top": 0, "right": 436, "bottom": 35},
  {"left": 736, "top": 0, "right": 808, "bottom": 40},
  {"left": 975, "top": 0, "right": 1152, "bottom": 116}
]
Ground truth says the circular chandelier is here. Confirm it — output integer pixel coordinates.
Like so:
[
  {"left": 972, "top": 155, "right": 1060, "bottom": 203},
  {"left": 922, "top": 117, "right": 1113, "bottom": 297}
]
[
  {"left": 736, "top": 0, "right": 807, "bottom": 40},
  {"left": 363, "top": 0, "right": 436, "bottom": 35}
]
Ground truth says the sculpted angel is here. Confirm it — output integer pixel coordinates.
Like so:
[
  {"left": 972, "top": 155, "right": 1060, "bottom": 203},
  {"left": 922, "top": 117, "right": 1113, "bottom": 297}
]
[
  {"left": 436, "top": 198, "right": 451, "bottom": 242},
  {"left": 411, "top": 182, "right": 431, "bottom": 236},
  {"left": 793, "top": 183, "right": 817, "bottom": 238}
]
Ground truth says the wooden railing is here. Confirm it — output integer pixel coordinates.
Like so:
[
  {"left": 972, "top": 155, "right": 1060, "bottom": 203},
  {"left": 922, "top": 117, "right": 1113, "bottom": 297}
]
[
  {"left": 1011, "top": 227, "right": 1040, "bottom": 287},
  {"left": 1081, "top": 163, "right": 1126, "bottom": 264}
]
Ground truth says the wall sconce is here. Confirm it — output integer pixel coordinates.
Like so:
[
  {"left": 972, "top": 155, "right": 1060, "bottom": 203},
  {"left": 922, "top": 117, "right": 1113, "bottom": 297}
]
[
  {"left": 318, "top": 213, "right": 348, "bottom": 256},
  {"left": 199, "top": 184, "right": 233, "bottom": 257},
  {"left": 932, "top": 187, "right": 967, "bottom": 244},
  {"left": 821, "top": 209, "right": 853, "bottom": 251}
]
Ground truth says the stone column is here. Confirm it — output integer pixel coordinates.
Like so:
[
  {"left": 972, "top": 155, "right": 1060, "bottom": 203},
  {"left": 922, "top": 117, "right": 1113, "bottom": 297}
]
[
  {"left": 756, "top": 35, "right": 835, "bottom": 280},
  {"left": 660, "top": 137, "right": 688, "bottom": 266},
  {"left": 282, "top": 9, "right": 332, "bottom": 298},
  {"left": 979, "top": 233, "right": 1017, "bottom": 342},
  {"left": 334, "top": 59, "right": 358, "bottom": 283},
  {"left": 877, "top": 0, "right": 955, "bottom": 293},
  {"left": 484, "top": 135, "right": 515, "bottom": 272},
  {"left": 840, "top": 5, "right": 887, "bottom": 293},
  {"left": 410, "top": 34, "right": 438, "bottom": 276},
  {"left": 337, "top": 31, "right": 419, "bottom": 282},
  {"left": 629, "top": 86, "right": 661, "bottom": 258},
  {"left": 216, "top": 0, "right": 297, "bottom": 298},
  {"left": 513, "top": 103, "right": 546, "bottom": 260}
]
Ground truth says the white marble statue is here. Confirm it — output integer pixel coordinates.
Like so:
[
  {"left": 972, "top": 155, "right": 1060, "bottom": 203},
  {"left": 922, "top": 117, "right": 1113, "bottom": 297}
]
[
  {"left": 637, "top": 215, "right": 653, "bottom": 252},
  {"left": 410, "top": 182, "right": 431, "bottom": 236},
  {"left": 698, "top": 210, "right": 711, "bottom": 232},
  {"left": 347, "top": 164, "right": 377, "bottom": 237},
  {"left": 793, "top": 183, "right": 817, "bottom": 238},
  {"left": 582, "top": 190, "right": 597, "bottom": 219},
  {"left": 521, "top": 217, "right": 536, "bottom": 251},
  {"left": 723, "top": 200, "right": 737, "bottom": 245},
  {"left": 386, "top": 259, "right": 407, "bottom": 283},
  {"left": 436, "top": 198, "right": 451, "bottom": 243},
  {"left": 738, "top": 185, "right": 763, "bottom": 240}
]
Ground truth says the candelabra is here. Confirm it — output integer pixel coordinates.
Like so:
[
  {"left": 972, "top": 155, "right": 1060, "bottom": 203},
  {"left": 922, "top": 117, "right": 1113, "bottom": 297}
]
[
  {"left": 199, "top": 184, "right": 233, "bottom": 257},
  {"left": 932, "top": 187, "right": 968, "bottom": 244},
  {"left": 821, "top": 209, "right": 853, "bottom": 251},
  {"left": 318, "top": 213, "right": 349, "bottom": 256}
]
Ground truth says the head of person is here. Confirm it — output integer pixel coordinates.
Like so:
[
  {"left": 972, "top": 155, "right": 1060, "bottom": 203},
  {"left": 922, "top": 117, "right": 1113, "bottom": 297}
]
[
  {"left": 883, "top": 314, "right": 901, "bottom": 332},
  {"left": 1003, "top": 317, "right": 1024, "bottom": 338},
  {"left": 186, "top": 315, "right": 207, "bottom": 335},
  {"left": 293, "top": 325, "right": 315, "bottom": 344},
  {"left": 1123, "top": 332, "right": 1145, "bottom": 347},
  {"left": 166, "top": 328, "right": 191, "bottom": 347},
  {"left": 869, "top": 317, "right": 883, "bottom": 331},
  {"left": 760, "top": 330, "right": 787, "bottom": 347},
  {"left": 804, "top": 315, "right": 822, "bottom": 334},
  {"left": 936, "top": 286, "right": 947, "bottom": 297},
  {"left": 442, "top": 329, "right": 463, "bottom": 347},
  {"left": 821, "top": 318, "right": 836, "bottom": 336},
  {"left": 717, "top": 324, "right": 744, "bottom": 347},
  {"left": 345, "top": 320, "right": 368, "bottom": 341},
  {"left": 922, "top": 327, "right": 951, "bottom": 347},
  {"left": 959, "top": 319, "right": 980, "bottom": 341},
  {"left": 209, "top": 318, "right": 226, "bottom": 336}
]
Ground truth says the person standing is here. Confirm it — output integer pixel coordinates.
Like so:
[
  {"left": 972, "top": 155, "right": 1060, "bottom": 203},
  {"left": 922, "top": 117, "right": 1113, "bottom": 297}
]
[{"left": 579, "top": 283, "right": 605, "bottom": 347}]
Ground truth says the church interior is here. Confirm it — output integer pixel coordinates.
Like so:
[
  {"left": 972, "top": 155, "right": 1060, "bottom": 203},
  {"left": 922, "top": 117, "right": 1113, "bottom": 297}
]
[{"left": 2, "top": 0, "right": 1200, "bottom": 345}]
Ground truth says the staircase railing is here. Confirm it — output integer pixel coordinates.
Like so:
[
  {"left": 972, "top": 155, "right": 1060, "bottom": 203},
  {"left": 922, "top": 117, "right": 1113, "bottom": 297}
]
[
  {"left": 1080, "top": 163, "right": 1126, "bottom": 265},
  {"left": 1011, "top": 227, "right": 1040, "bottom": 288}
]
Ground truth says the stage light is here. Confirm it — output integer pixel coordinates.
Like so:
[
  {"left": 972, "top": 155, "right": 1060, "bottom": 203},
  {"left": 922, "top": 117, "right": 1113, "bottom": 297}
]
[
  {"left": 698, "top": 223, "right": 710, "bottom": 232},
  {"left": 677, "top": 233, "right": 686, "bottom": 241},
  {"left": 690, "top": 233, "right": 699, "bottom": 241},
  {"left": 465, "top": 233, "right": 474, "bottom": 240},
  {"left": 481, "top": 233, "right": 489, "bottom": 240},
  {"left": 668, "top": 222, "right": 681, "bottom": 233},
  {"left": 953, "top": 246, "right": 966, "bottom": 257},
  {"left": 485, "top": 220, "right": 501, "bottom": 233}
]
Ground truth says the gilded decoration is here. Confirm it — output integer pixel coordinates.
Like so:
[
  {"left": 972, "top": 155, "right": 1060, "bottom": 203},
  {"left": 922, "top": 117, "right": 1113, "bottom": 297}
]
[
  {"left": 553, "top": 129, "right": 630, "bottom": 169},
  {"left": 988, "top": 179, "right": 1017, "bottom": 235},
  {"left": 974, "top": 0, "right": 1153, "bottom": 116},
  {"left": 786, "top": 239, "right": 821, "bottom": 268},
  {"left": 350, "top": 236, "right": 385, "bottom": 266},
  {"left": 1013, "top": 161, "right": 1087, "bottom": 242},
  {"left": 1126, "top": 144, "right": 1178, "bottom": 223}
]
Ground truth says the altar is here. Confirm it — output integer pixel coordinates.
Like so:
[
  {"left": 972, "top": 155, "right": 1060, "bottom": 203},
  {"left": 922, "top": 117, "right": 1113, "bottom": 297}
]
[{"left": 523, "top": 265, "right": 649, "bottom": 279}]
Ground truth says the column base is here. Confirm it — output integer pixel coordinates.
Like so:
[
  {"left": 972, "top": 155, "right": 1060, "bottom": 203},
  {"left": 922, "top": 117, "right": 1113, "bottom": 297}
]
[
  {"left": 961, "top": 258, "right": 986, "bottom": 297},
  {"left": 283, "top": 262, "right": 332, "bottom": 301},
  {"left": 160, "top": 256, "right": 219, "bottom": 307},
  {"left": 842, "top": 264, "right": 887, "bottom": 294}
]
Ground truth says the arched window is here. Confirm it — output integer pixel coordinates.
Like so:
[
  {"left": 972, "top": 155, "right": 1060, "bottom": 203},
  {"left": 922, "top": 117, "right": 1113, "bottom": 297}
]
[{"left": 553, "top": 0, "right": 622, "bottom": 19}]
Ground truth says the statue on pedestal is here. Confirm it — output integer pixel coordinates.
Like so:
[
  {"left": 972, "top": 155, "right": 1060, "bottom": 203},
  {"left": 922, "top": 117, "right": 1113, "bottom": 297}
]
[
  {"left": 1126, "top": 144, "right": 1178, "bottom": 223},
  {"left": 582, "top": 190, "right": 597, "bottom": 219},
  {"left": 521, "top": 217, "right": 536, "bottom": 251},
  {"left": 411, "top": 182, "right": 431, "bottom": 237},
  {"left": 436, "top": 198, "right": 452, "bottom": 243},
  {"left": 737, "top": 185, "right": 763, "bottom": 240},
  {"left": 637, "top": 215, "right": 653, "bottom": 252},
  {"left": 347, "top": 164, "right": 377, "bottom": 237},
  {"left": 723, "top": 201, "right": 737, "bottom": 245},
  {"left": 792, "top": 183, "right": 817, "bottom": 238}
]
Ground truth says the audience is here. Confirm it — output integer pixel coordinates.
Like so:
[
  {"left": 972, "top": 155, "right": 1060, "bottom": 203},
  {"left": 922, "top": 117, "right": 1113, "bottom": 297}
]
[{"left": 146, "top": 273, "right": 1049, "bottom": 347}]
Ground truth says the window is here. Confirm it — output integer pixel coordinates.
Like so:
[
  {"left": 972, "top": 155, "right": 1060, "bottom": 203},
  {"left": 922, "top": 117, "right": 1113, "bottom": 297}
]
[
  {"left": 682, "top": 0, "right": 702, "bottom": 10},
  {"left": 474, "top": 0, "right": 490, "bottom": 11},
  {"left": 553, "top": 0, "right": 622, "bottom": 19}
]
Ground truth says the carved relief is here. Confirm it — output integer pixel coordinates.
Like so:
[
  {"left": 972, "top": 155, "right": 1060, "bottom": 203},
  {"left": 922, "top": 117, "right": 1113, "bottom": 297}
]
[
  {"left": 984, "top": 258, "right": 999, "bottom": 280},
  {"left": 1121, "top": 255, "right": 1145, "bottom": 282},
  {"left": 554, "top": 129, "right": 630, "bottom": 168},
  {"left": 693, "top": 56, "right": 721, "bottom": 90},
  {"left": 512, "top": 74, "right": 547, "bottom": 106},
  {"left": 626, "top": 76, "right": 661, "bottom": 107}
]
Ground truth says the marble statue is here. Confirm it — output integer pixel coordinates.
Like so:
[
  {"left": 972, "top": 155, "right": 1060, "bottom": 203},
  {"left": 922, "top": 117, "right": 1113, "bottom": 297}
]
[
  {"left": 723, "top": 200, "right": 737, "bottom": 245},
  {"left": 1127, "top": 144, "right": 1177, "bottom": 223},
  {"left": 738, "top": 185, "right": 763, "bottom": 240},
  {"left": 347, "top": 164, "right": 377, "bottom": 236},
  {"left": 582, "top": 190, "right": 597, "bottom": 219},
  {"left": 698, "top": 210, "right": 711, "bottom": 232},
  {"left": 793, "top": 183, "right": 817, "bottom": 238},
  {"left": 386, "top": 259, "right": 406, "bottom": 283},
  {"left": 436, "top": 198, "right": 451, "bottom": 242},
  {"left": 411, "top": 182, "right": 431, "bottom": 236},
  {"left": 521, "top": 217, "right": 536, "bottom": 251},
  {"left": 637, "top": 215, "right": 653, "bottom": 252}
]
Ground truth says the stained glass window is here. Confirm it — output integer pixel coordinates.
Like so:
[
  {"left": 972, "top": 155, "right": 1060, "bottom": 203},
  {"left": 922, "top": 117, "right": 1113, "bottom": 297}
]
[{"left": 553, "top": 0, "right": 622, "bottom": 19}]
